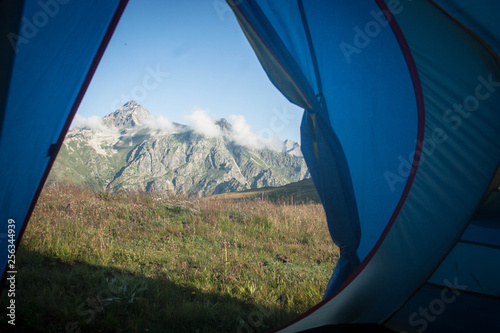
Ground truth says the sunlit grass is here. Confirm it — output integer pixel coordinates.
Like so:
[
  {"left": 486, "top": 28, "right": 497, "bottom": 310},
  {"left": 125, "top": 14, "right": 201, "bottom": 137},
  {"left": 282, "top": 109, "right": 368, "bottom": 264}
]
[{"left": 0, "top": 185, "right": 337, "bottom": 332}]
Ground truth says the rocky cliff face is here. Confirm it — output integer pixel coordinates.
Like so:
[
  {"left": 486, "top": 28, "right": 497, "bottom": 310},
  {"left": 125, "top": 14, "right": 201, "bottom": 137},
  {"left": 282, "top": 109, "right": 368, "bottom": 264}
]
[
  {"left": 102, "top": 101, "right": 154, "bottom": 128},
  {"left": 283, "top": 139, "right": 302, "bottom": 157},
  {"left": 48, "top": 101, "right": 309, "bottom": 197}
]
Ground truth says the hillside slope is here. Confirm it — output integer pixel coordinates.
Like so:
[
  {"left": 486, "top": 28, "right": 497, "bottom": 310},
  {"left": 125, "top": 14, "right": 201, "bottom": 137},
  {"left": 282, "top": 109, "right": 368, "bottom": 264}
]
[{"left": 49, "top": 101, "right": 309, "bottom": 196}]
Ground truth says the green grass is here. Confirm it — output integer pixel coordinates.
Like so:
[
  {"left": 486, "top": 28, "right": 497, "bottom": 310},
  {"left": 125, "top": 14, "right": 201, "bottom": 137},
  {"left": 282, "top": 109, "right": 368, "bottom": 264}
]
[
  {"left": 0, "top": 185, "right": 337, "bottom": 332},
  {"left": 214, "top": 178, "right": 320, "bottom": 204}
]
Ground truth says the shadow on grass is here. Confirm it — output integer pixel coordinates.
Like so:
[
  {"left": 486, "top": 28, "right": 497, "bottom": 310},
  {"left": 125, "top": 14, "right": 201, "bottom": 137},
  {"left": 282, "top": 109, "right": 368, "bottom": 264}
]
[{"left": 0, "top": 248, "right": 296, "bottom": 333}]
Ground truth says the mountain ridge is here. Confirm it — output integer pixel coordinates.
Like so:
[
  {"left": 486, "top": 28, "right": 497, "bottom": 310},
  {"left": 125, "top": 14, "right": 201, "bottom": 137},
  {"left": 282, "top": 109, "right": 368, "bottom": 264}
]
[{"left": 49, "top": 102, "right": 309, "bottom": 196}]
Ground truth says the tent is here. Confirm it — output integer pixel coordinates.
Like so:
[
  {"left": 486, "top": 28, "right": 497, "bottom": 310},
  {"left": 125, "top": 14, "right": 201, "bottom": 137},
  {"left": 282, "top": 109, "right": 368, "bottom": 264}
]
[{"left": 1, "top": 0, "right": 499, "bottom": 332}]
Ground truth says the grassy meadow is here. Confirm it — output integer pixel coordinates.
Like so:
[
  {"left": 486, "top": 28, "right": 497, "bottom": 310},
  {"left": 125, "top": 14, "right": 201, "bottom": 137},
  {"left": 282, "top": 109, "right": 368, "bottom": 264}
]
[
  {"left": 213, "top": 178, "right": 320, "bottom": 204},
  {"left": 0, "top": 184, "right": 337, "bottom": 332}
]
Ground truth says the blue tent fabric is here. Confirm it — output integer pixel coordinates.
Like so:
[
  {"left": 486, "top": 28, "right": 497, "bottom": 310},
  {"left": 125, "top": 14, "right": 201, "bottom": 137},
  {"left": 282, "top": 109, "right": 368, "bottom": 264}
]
[
  {"left": 228, "top": 0, "right": 500, "bottom": 332},
  {"left": 300, "top": 111, "right": 361, "bottom": 299},
  {"left": 228, "top": 0, "right": 423, "bottom": 300},
  {"left": 385, "top": 189, "right": 500, "bottom": 332},
  {"left": 433, "top": 0, "right": 500, "bottom": 56},
  {"left": 0, "top": 0, "right": 128, "bottom": 284},
  {"left": 386, "top": 283, "right": 500, "bottom": 333},
  {"left": 0, "top": 0, "right": 25, "bottom": 139}
]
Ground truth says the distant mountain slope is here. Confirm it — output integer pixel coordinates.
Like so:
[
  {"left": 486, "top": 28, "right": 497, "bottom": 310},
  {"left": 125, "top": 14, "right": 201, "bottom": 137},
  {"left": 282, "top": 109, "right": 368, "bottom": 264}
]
[
  {"left": 212, "top": 178, "right": 320, "bottom": 204},
  {"left": 48, "top": 101, "right": 309, "bottom": 197}
]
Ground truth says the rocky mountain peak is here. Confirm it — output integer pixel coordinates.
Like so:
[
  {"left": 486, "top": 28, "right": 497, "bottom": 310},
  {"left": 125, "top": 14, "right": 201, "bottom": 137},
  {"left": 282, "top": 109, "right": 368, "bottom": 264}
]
[
  {"left": 102, "top": 101, "right": 153, "bottom": 128},
  {"left": 283, "top": 139, "right": 302, "bottom": 157},
  {"left": 52, "top": 102, "right": 309, "bottom": 196},
  {"left": 215, "top": 118, "right": 231, "bottom": 131}
]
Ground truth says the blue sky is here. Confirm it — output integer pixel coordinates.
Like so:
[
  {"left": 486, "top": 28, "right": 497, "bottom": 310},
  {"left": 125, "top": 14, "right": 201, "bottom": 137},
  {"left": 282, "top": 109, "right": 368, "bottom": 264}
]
[{"left": 76, "top": 0, "right": 303, "bottom": 142}]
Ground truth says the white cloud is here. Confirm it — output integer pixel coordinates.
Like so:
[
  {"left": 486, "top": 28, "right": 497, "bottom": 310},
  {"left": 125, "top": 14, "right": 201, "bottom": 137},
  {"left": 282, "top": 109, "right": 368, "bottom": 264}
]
[
  {"left": 183, "top": 110, "right": 284, "bottom": 151},
  {"left": 73, "top": 110, "right": 286, "bottom": 152},
  {"left": 227, "top": 114, "right": 283, "bottom": 151},
  {"left": 72, "top": 114, "right": 106, "bottom": 131},
  {"left": 256, "top": 132, "right": 283, "bottom": 151},
  {"left": 184, "top": 108, "right": 222, "bottom": 137},
  {"left": 143, "top": 115, "right": 176, "bottom": 132},
  {"left": 228, "top": 114, "right": 263, "bottom": 150}
]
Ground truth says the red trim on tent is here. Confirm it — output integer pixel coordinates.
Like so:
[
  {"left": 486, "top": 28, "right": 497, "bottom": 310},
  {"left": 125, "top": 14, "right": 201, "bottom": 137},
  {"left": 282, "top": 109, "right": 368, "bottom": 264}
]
[
  {"left": 0, "top": 0, "right": 130, "bottom": 286},
  {"left": 383, "top": 3, "right": 500, "bottom": 324},
  {"left": 268, "top": 0, "right": 426, "bottom": 331}
]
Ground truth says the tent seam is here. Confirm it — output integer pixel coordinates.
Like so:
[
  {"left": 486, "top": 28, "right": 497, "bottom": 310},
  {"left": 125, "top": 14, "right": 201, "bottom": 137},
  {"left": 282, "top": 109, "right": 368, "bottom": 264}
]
[
  {"left": 424, "top": 282, "right": 500, "bottom": 300},
  {"left": 268, "top": 0, "right": 426, "bottom": 330},
  {"left": 0, "top": 0, "right": 25, "bottom": 147},
  {"left": 0, "top": 0, "right": 130, "bottom": 287},
  {"left": 297, "top": 0, "right": 328, "bottom": 119},
  {"left": 429, "top": 0, "right": 500, "bottom": 66},
  {"left": 228, "top": 0, "right": 314, "bottom": 110}
]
